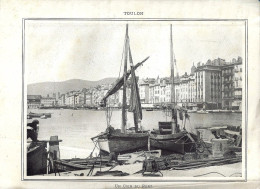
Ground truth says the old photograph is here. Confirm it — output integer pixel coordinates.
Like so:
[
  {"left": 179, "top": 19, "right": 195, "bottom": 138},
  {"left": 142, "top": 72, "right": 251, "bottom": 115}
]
[{"left": 23, "top": 19, "right": 246, "bottom": 180}]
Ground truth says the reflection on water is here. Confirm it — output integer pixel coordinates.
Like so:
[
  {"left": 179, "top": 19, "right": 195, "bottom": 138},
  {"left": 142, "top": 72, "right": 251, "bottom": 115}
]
[{"left": 27, "top": 109, "right": 242, "bottom": 159}]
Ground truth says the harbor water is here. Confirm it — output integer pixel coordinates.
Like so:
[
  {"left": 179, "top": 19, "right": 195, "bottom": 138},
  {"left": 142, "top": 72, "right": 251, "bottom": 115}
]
[{"left": 27, "top": 109, "right": 242, "bottom": 159}]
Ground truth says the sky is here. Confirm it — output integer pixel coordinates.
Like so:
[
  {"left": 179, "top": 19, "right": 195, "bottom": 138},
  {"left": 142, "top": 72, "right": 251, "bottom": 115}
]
[{"left": 25, "top": 20, "right": 245, "bottom": 84}]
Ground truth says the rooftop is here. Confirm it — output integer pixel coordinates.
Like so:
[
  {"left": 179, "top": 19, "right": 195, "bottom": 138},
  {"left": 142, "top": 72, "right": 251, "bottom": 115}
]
[{"left": 27, "top": 95, "right": 42, "bottom": 100}]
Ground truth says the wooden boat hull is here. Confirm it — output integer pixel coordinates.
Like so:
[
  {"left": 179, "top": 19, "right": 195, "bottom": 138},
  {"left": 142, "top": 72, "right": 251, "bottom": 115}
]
[
  {"left": 150, "top": 132, "right": 185, "bottom": 154},
  {"left": 97, "top": 133, "right": 149, "bottom": 155},
  {"left": 150, "top": 132, "right": 197, "bottom": 155},
  {"left": 28, "top": 112, "right": 52, "bottom": 118},
  {"left": 27, "top": 142, "right": 47, "bottom": 176},
  {"left": 196, "top": 111, "right": 208, "bottom": 114},
  {"left": 54, "top": 160, "right": 92, "bottom": 172}
]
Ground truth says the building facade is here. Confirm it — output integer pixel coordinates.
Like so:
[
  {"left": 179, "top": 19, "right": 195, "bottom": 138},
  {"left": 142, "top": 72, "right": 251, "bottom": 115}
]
[
  {"left": 50, "top": 57, "right": 243, "bottom": 110},
  {"left": 194, "top": 59, "right": 224, "bottom": 109},
  {"left": 222, "top": 57, "right": 242, "bottom": 110},
  {"left": 27, "top": 95, "right": 42, "bottom": 109},
  {"left": 139, "top": 80, "right": 150, "bottom": 104},
  {"left": 41, "top": 97, "right": 56, "bottom": 107}
]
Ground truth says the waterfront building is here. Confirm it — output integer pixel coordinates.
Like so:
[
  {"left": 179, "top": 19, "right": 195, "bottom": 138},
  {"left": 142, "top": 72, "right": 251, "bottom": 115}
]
[
  {"left": 151, "top": 83, "right": 160, "bottom": 104},
  {"left": 194, "top": 58, "right": 224, "bottom": 109},
  {"left": 222, "top": 57, "right": 242, "bottom": 110},
  {"left": 148, "top": 77, "right": 164, "bottom": 104},
  {"left": 76, "top": 92, "right": 85, "bottom": 106},
  {"left": 53, "top": 93, "right": 56, "bottom": 100},
  {"left": 233, "top": 58, "right": 243, "bottom": 110},
  {"left": 57, "top": 94, "right": 65, "bottom": 105},
  {"left": 138, "top": 79, "right": 150, "bottom": 104},
  {"left": 165, "top": 79, "right": 171, "bottom": 103},
  {"left": 175, "top": 73, "right": 196, "bottom": 108},
  {"left": 159, "top": 79, "right": 167, "bottom": 103},
  {"left": 48, "top": 57, "right": 243, "bottom": 110},
  {"left": 85, "top": 91, "right": 93, "bottom": 106},
  {"left": 41, "top": 97, "right": 56, "bottom": 107},
  {"left": 147, "top": 77, "right": 171, "bottom": 105},
  {"left": 27, "top": 95, "right": 42, "bottom": 109},
  {"left": 148, "top": 84, "right": 155, "bottom": 104},
  {"left": 64, "top": 94, "right": 70, "bottom": 105},
  {"left": 75, "top": 93, "right": 80, "bottom": 105},
  {"left": 64, "top": 91, "right": 78, "bottom": 107}
]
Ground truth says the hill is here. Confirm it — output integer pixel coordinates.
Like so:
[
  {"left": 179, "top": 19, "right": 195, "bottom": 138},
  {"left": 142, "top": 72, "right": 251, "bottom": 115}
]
[{"left": 27, "top": 78, "right": 117, "bottom": 96}]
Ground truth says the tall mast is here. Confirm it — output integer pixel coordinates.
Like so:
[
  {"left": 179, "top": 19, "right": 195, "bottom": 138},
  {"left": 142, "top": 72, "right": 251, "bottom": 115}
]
[
  {"left": 170, "top": 24, "right": 177, "bottom": 134},
  {"left": 122, "top": 24, "right": 129, "bottom": 133},
  {"left": 170, "top": 24, "right": 175, "bottom": 104}
]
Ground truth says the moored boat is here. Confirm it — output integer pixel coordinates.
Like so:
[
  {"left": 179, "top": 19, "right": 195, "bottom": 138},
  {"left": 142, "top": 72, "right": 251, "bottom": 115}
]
[
  {"left": 219, "top": 110, "right": 232, "bottom": 113},
  {"left": 187, "top": 110, "right": 197, "bottom": 113},
  {"left": 27, "top": 142, "right": 48, "bottom": 176},
  {"left": 149, "top": 25, "right": 198, "bottom": 155},
  {"left": 27, "top": 120, "right": 62, "bottom": 176},
  {"left": 93, "top": 129, "right": 148, "bottom": 155},
  {"left": 196, "top": 110, "right": 209, "bottom": 114},
  {"left": 92, "top": 25, "right": 149, "bottom": 156},
  {"left": 28, "top": 112, "right": 52, "bottom": 118},
  {"left": 150, "top": 130, "right": 195, "bottom": 154}
]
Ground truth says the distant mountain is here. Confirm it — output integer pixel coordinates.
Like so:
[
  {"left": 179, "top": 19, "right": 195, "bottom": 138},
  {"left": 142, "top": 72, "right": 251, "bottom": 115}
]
[{"left": 27, "top": 78, "right": 117, "bottom": 96}]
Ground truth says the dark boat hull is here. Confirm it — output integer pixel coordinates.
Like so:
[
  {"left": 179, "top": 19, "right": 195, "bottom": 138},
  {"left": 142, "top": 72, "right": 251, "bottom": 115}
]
[
  {"left": 150, "top": 132, "right": 197, "bottom": 155},
  {"left": 97, "top": 133, "right": 149, "bottom": 155},
  {"left": 27, "top": 142, "right": 47, "bottom": 176},
  {"left": 28, "top": 112, "right": 52, "bottom": 118}
]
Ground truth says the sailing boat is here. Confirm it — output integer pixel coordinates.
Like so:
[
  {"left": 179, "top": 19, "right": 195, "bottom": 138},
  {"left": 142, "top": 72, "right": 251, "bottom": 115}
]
[
  {"left": 91, "top": 24, "right": 149, "bottom": 156},
  {"left": 149, "top": 25, "right": 197, "bottom": 155}
]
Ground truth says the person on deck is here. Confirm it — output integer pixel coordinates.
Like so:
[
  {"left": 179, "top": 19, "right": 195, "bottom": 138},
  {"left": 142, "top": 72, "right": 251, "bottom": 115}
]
[{"left": 27, "top": 119, "right": 39, "bottom": 142}]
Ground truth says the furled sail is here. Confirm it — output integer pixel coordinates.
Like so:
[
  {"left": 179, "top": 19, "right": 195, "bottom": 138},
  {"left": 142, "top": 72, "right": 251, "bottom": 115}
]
[
  {"left": 127, "top": 44, "right": 143, "bottom": 131},
  {"left": 128, "top": 45, "right": 142, "bottom": 120},
  {"left": 102, "top": 56, "right": 149, "bottom": 106}
]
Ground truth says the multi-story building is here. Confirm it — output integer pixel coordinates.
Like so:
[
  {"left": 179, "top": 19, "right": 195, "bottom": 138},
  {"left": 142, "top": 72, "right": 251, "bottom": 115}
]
[
  {"left": 75, "top": 94, "right": 80, "bottom": 105},
  {"left": 51, "top": 57, "right": 243, "bottom": 110},
  {"left": 85, "top": 91, "right": 93, "bottom": 106},
  {"left": 149, "top": 83, "right": 160, "bottom": 104},
  {"left": 222, "top": 63, "right": 234, "bottom": 110},
  {"left": 65, "top": 93, "right": 76, "bottom": 106},
  {"left": 27, "top": 95, "right": 42, "bottom": 109},
  {"left": 175, "top": 73, "right": 196, "bottom": 106},
  {"left": 148, "top": 77, "right": 170, "bottom": 104},
  {"left": 222, "top": 57, "right": 242, "bottom": 110},
  {"left": 76, "top": 92, "right": 85, "bottom": 106},
  {"left": 165, "top": 79, "right": 171, "bottom": 103},
  {"left": 57, "top": 94, "right": 65, "bottom": 105},
  {"left": 138, "top": 79, "right": 150, "bottom": 104},
  {"left": 194, "top": 58, "right": 224, "bottom": 109},
  {"left": 41, "top": 97, "right": 56, "bottom": 107},
  {"left": 233, "top": 59, "right": 242, "bottom": 110}
]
